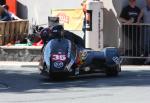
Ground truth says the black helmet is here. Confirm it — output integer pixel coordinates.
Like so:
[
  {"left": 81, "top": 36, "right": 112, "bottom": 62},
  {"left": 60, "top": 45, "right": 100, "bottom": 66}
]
[
  {"left": 50, "top": 25, "right": 64, "bottom": 39},
  {"left": 51, "top": 25, "right": 64, "bottom": 34}
]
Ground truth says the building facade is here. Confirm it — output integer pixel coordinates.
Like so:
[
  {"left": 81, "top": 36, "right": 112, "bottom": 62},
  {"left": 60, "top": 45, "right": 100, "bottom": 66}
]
[{"left": 17, "top": 0, "right": 145, "bottom": 47}]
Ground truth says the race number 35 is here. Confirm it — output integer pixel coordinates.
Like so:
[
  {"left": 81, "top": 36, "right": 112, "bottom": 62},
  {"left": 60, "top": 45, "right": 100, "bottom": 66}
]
[{"left": 52, "top": 54, "right": 66, "bottom": 61}]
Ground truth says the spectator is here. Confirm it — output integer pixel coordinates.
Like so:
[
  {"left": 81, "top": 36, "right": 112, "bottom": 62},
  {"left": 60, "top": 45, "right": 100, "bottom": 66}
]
[
  {"left": 0, "top": 5, "right": 11, "bottom": 21},
  {"left": 119, "top": 0, "right": 141, "bottom": 56},
  {"left": 81, "top": 0, "right": 87, "bottom": 45},
  {"left": 138, "top": 0, "right": 150, "bottom": 56},
  {"left": 2, "top": 4, "right": 21, "bottom": 20}
]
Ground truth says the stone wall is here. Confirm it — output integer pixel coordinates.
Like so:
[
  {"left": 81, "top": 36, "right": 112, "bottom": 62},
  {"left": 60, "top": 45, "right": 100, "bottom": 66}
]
[{"left": 0, "top": 46, "right": 41, "bottom": 61}]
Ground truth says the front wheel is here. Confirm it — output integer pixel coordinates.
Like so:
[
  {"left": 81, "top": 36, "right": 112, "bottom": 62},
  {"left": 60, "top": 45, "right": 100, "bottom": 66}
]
[
  {"left": 105, "top": 65, "right": 120, "bottom": 77},
  {"left": 48, "top": 72, "right": 69, "bottom": 80}
]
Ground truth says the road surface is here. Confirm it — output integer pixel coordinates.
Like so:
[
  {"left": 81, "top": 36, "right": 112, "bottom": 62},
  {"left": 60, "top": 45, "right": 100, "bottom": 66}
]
[{"left": 0, "top": 62, "right": 150, "bottom": 103}]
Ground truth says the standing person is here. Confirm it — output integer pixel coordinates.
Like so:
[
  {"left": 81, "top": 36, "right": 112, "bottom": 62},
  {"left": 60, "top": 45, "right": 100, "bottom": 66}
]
[
  {"left": 138, "top": 0, "right": 150, "bottom": 57},
  {"left": 119, "top": 0, "right": 141, "bottom": 56},
  {"left": 81, "top": 0, "right": 87, "bottom": 46}
]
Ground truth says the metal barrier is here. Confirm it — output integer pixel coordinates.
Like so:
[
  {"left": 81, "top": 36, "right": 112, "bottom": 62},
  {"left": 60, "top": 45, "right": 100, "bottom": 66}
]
[{"left": 119, "top": 23, "right": 150, "bottom": 58}]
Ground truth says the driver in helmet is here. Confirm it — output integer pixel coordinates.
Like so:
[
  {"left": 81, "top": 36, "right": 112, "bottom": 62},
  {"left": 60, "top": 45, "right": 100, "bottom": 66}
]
[
  {"left": 40, "top": 24, "right": 64, "bottom": 47},
  {"left": 39, "top": 24, "right": 85, "bottom": 70},
  {"left": 40, "top": 24, "right": 84, "bottom": 50}
]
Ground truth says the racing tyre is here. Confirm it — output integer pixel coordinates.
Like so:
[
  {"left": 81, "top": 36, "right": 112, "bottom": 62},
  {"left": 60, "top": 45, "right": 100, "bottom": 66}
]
[
  {"left": 48, "top": 72, "right": 56, "bottom": 80},
  {"left": 49, "top": 72, "right": 69, "bottom": 81},
  {"left": 105, "top": 66, "right": 119, "bottom": 77}
]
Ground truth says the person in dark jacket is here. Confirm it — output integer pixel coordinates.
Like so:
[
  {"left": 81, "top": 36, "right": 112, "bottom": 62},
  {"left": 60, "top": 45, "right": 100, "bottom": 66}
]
[
  {"left": 39, "top": 24, "right": 85, "bottom": 70},
  {"left": 119, "top": 0, "right": 141, "bottom": 56},
  {"left": 40, "top": 24, "right": 85, "bottom": 49},
  {"left": 2, "top": 4, "right": 21, "bottom": 20},
  {"left": 0, "top": 5, "right": 11, "bottom": 21}
]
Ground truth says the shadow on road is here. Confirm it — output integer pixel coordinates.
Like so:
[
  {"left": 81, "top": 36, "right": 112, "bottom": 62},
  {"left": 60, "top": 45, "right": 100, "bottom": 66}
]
[{"left": 0, "top": 68, "right": 150, "bottom": 93}]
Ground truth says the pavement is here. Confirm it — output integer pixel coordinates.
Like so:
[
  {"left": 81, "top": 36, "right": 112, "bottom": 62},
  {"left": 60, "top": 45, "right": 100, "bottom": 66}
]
[
  {"left": 0, "top": 61, "right": 149, "bottom": 68},
  {"left": 0, "top": 45, "right": 42, "bottom": 49},
  {"left": 0, "top": 61, "right": 39, "bottom": 67}
]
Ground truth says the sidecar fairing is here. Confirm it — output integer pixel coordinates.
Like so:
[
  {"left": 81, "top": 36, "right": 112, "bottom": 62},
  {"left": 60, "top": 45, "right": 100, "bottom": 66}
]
[
  {"left": 79, "top": 47, "right": 121, "bottom": 76},
  {"left": 40, "top": 38, "right": 121, "bottom": 79}
]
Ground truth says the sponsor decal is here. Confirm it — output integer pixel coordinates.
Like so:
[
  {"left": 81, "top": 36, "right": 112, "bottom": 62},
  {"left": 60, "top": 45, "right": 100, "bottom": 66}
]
[
  {"left": 80, "top": 51, "right": 88, "bottom": 60},
  {"left": 52, "top": 9, "right": 83, "bottom": 30},
  {"left": 54, "top": 61, "right": 64, "bottom": 68},
  {"left": 66, "top": 59, "right": 74, "bottom": 71},
  {"left": 57, "top": 12, "right": 69, "bottom": 24},
  {"left": 112, "top": 56, "right": 122, "bottom": 64}
]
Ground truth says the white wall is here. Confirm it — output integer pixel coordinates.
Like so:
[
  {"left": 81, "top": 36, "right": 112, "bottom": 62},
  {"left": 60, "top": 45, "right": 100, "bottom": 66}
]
[
  {"left": 17, "top": 0, "right": 146, "bottom": 26},
  {"left": 17, "top": 0, "right": 145, "bottom": 24},
  {"left": 17, "top": 0, "right": 147, "bottom": 47},
  {"left": 17, "top": 0, "right": 81, "bottom": 26}
]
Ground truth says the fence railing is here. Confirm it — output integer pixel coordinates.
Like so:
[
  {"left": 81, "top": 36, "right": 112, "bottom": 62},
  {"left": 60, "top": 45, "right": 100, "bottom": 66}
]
[
  {"left": 119, "top": 23, "right": 150, "bottom": 58},
  {"left": 0, "top": 20, "right": 29, "bottom": 45}
]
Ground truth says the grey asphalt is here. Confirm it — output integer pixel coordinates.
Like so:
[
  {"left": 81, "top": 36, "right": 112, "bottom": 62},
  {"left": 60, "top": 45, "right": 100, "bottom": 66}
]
[{"left": 0, "top": 62, "right": 150, "bottom": 103}]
